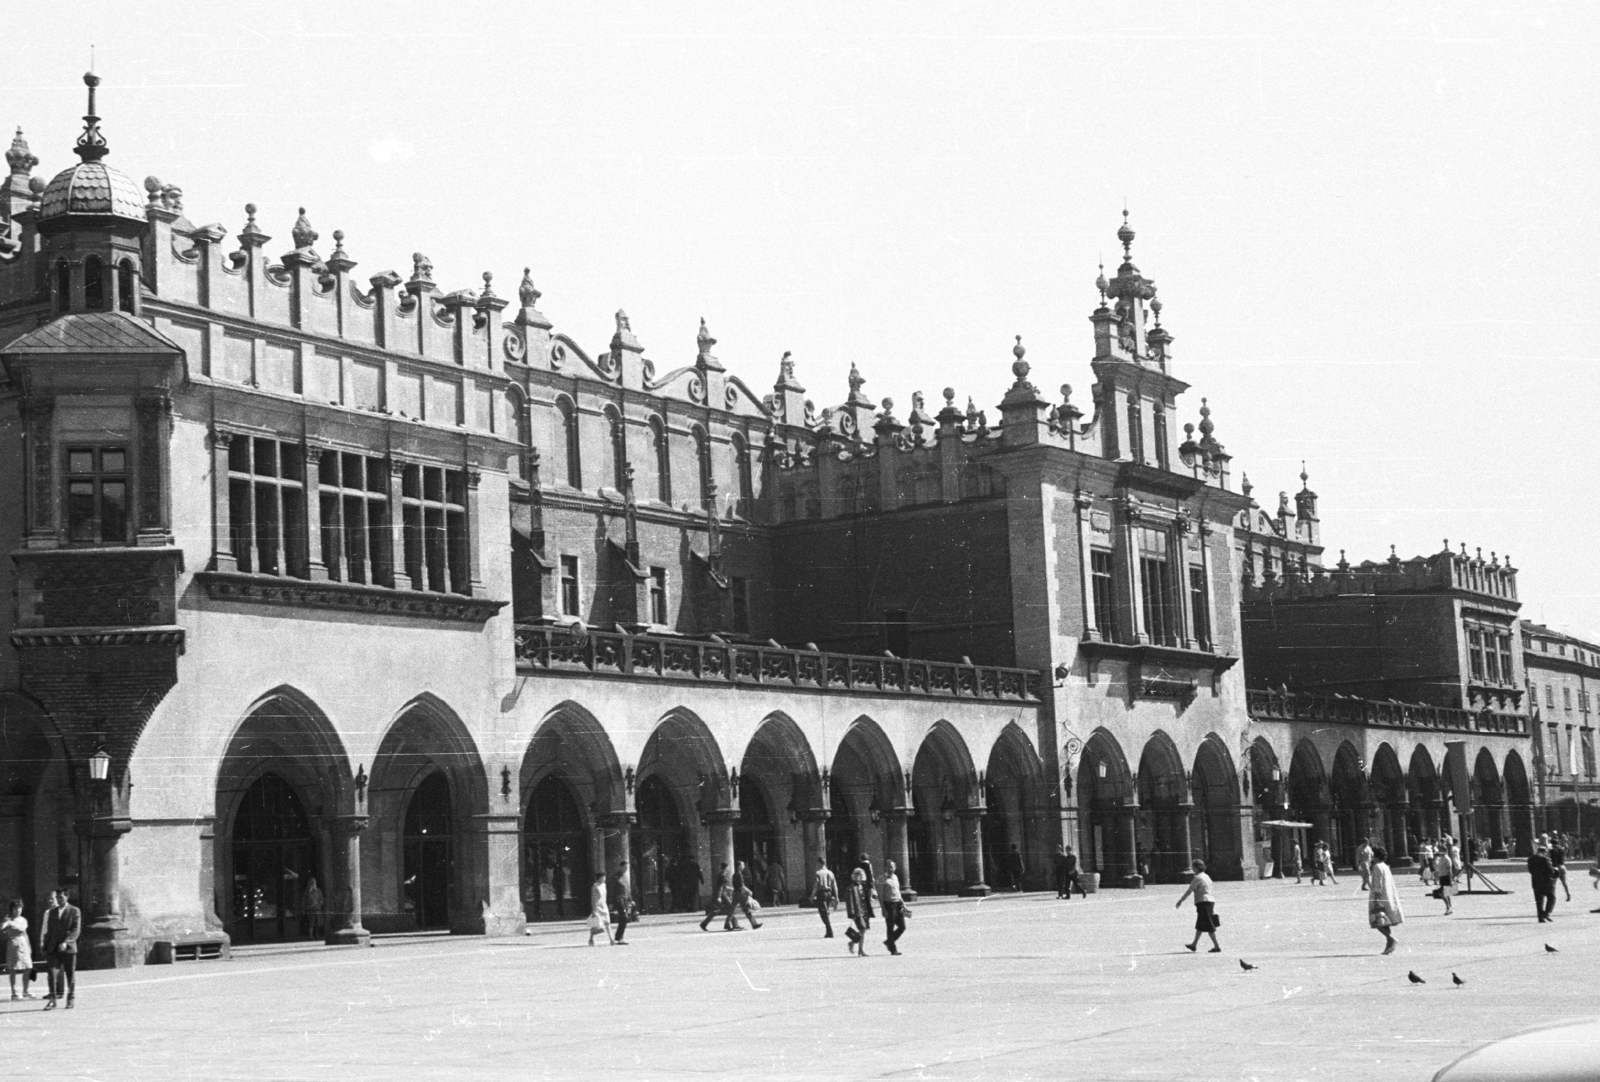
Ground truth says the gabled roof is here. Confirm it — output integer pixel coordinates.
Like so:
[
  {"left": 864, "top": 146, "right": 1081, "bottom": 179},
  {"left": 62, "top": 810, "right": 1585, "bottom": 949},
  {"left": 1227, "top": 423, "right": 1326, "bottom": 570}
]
[{"left": 2, "top": 312, "right": 182, "bottom": 356}]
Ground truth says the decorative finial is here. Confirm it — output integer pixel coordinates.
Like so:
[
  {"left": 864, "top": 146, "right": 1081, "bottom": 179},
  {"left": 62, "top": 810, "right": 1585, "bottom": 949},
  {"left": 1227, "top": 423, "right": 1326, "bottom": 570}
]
[
  {"left": 144, "top": 175, "right": 164, "bottom": 206},
  {"left": 518, "top": 267, "right": 540, "bottom": 308},
  {"left": 779, "top": 350, "right": 795, "bottom": 382},
  {"left": 480, "top": 270, "right": 496, "bottom": 300},
  {"left": 331, "top": 229, "right": 348, "bottom": 260},
  {"left": 1197, "top": 397, "right": 1214, "bottom": 437},
  {"left": 291, "top": 207, "right": 318, "bottom": 250},
  {"left": 1117, "top": 209, "right": 1135, "bottom": 260},
  {"left": 1241, "top": 472, "right": 1252, "bottom": 497},
  {"left": 696, "top": 316, "right": 714, "bottom": 353},
  {"left": 411, "top": 252, "right": 435, "bottom": 284},
  {"left": 6, "top": 128, "right": 37, "bottom": 177},
  {"left": 943, "top": 387, "right": 955, "bottom": 405},
  {"left": 1095, "top": 260, "right": 1108, "bottom": 303},
  {"left": 848, "top": 362, "right": 865, "bottom": 394},
  {"left": 1011, "top": 335, "right": 1029, "bottom": 380},
  {"left": 1150, "top": 296, "right": 1163, "bottom": 327},
  {"left": 74, "top": 70, "right": 109, "bottom": 163},
  {"left": 881, "top": 397, "right": 894, "bottom": 414},
  {"left": 1300, "top": 461, "right": 1309, "bottom": 488}
]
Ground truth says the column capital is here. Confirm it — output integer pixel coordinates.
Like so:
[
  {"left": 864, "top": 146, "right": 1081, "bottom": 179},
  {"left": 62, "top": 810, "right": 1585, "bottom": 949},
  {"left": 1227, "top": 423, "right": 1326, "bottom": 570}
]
[
  {"left": 701, "top": 809, "right": 740, "bottom": 826},
  {"left": 328, "top": 814, "right": 370, "bottom": 835},
  {"left": 796, "top": 808, "right": 830, "bottom": 823},
  {"left": 955, "top": 806, "right": 987, "bottom": 821},
  {"left": 598, "top": 811, "right": 635, "bottom": 829}
]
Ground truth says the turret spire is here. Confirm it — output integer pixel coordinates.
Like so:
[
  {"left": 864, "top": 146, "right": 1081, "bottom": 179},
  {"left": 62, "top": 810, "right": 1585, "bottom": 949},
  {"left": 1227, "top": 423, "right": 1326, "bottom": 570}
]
[
  {"left": 6, "top": 129, "right": 37, "bottom": 177},
  {"left": 74, "top": 72, "right": 109, "bottom": 163}
]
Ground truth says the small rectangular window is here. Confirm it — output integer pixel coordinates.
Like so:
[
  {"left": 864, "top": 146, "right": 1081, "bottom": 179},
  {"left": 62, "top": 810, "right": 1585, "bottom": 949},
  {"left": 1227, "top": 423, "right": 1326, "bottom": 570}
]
[
  {"left": 1090, "top": 549, "right": 1116, "bottom": 638},
  {"left": 1547, "top": 685, "right": 1555, "bottom": 708},
  {"left": 560, "top": 556, "right": 580, "bottom": 617},
  {"left": 1140, "top": 557, "right": 1173, "bottom": 645},
  {"left": 1564, "top": 687, "right": 1573, "bottom": 712},
  {"left": 64, "top": 445, "right": 130, "bottom": 545},
  {"left": 1189, "top": 566, "right": 1210, "bottom": 650},
  {"left": 1499, "top": 636, "right": 1514, "bottom": 686},
  {"left": 649, "top": 567, "right": 668, "bottom": 625},
  {"left": 1468, "top": 629, "right": 1484, "bottom": 681}
]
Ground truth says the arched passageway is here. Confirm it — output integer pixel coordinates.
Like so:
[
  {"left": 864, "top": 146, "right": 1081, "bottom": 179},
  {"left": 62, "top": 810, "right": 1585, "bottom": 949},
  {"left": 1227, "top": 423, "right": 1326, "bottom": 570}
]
[
  {"left": 216, "top": 689, "right": 355, "bottom": 944},
  {"left": 0, "top": 695, "right": 69, "bottom": 915},
  {"left": 1504, "top": 751, "right": 1534, "bottom": 857},
  {"left": 738, "top": 713, "right": 819, "bottom": 906},
  {"left": 1136, "top": 733, "right": 1190, "bottom": 884},
  {"left": 1191, "top": 736, "right": 1243, "bottom": 880},
  {"left": 1285, "top": 740, "right": 1328, "bottom": 860},
  {"left": 1471, "top": 748, "right": 1506, "bottom": 859},
  {"left": 1407, "top": 745, "right": 1442, "bottom": 862},
  {"left": 1077, "top": 731, "right": 1135, "bottom": 884},
  {"left": 1369, "top": 743, "right": 1408, "bottom": 864},
  {"left": 909, "top": 722, "right": 978, "bottom": 896},
  {"left": 524, "top": 775, "right": 590, "bottom": 921},
  {"left": 403, "top": 773, "right": 453, "bottom": 929},
  {"left": 638, "top": 709, "right": 726, "bottom": 906},
  {"left": 520, "top": 704, "right": 622, "bottom": 922},
  {"left": 828, "top": 719, "right": 903, "bottom": 887},
  {"left": 633, "top": 774, "right": 692, "bottom": 912},
  {"left": 983, "top": 724, "right": 1048, "bottom": 891},
  {"left": 1246, "top": 738, "right": 1285, "bottom": 876},
  {"left": 1328, "top": 742, "right": 1366, "bottom": 868}
]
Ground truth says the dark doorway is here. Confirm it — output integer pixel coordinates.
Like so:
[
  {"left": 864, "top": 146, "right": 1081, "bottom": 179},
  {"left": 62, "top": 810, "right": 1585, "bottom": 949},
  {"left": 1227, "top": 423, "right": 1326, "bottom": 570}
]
[
  {"left": 827, "top": 785, "right": 857, "bottom": 881},
  {"left": 403, "top": 773, "right": 453, "bottom": 929},
  {"left": 908, "top": 814, "right": 937, "bottom": 894},
  {"left": 734, "top": 774, "right": 778, "bottom": 880},
  {"left": 633, "top": 775, "right": 689, "bottom": 913},
  {"left": 230, "top": 773, "right": 319, "bottom": 943},
  {"left": 524, "top": 776, "right": 590, "bottom": 921}
]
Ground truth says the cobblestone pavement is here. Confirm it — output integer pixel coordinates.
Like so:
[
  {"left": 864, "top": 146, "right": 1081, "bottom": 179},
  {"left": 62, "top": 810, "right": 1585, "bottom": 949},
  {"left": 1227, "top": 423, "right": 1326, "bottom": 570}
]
[{"left": 3, "top": 875, "right": 1595, "bottom": 1081}]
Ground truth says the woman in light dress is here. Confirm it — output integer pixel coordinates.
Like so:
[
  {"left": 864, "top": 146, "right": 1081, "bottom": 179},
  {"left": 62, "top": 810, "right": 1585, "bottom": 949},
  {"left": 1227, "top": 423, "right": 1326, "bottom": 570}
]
[
  {"left": 587, "top": 872, "right": 615, "bottom": 947},
  {"left": 1368, "top": 846, "right": 1404, "bottom": 955},
  {"left": 1433, "top": 843, "right": 1457, "bottom": 916},
  {"left": 2, "top": 899, "right": 36, "bottom": 1000},
  {"left": 1417, "top": 838, "right": 1436, "bottom": 886}
]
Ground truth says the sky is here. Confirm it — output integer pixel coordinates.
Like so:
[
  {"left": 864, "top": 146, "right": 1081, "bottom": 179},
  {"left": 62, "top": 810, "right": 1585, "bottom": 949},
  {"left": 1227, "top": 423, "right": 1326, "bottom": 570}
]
[{"left": 9, "top": 2, "right": 1598, "bottom": 634}]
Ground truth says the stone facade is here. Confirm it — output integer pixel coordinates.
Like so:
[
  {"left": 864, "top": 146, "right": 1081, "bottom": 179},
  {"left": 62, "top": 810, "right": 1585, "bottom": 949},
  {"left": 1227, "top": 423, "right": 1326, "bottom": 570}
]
[{"left": 1521, "top": 622, "right": 1600, "bottom": 834}]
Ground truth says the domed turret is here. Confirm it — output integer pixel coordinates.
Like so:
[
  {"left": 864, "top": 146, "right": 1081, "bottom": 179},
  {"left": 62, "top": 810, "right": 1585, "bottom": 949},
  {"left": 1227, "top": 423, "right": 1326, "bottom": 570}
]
[{"left": 38, "top": 73, "right": 145, "bottom": 229}]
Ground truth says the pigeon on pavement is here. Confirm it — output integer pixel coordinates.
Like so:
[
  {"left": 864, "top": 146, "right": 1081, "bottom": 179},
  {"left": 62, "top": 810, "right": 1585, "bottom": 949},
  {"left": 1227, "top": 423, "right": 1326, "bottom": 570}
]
[
  {"left": 1240, "top": 960, "right": 1257, "bottom": 972},
  {"left": 1451, "top": 973, "right": 1464, "bottom": 987},
  {"left": 1545, "top": 944, "right": 1559, "bottom": 954},
  {"left": 1407, "top": 971, "right": 1426, "bottom": 985}
]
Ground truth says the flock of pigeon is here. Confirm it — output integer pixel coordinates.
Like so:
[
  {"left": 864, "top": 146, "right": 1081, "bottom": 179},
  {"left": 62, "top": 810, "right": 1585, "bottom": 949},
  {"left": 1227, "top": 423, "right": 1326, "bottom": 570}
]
[{"left": 1236, "top": 943, "right": 1560, "bottom": 987}]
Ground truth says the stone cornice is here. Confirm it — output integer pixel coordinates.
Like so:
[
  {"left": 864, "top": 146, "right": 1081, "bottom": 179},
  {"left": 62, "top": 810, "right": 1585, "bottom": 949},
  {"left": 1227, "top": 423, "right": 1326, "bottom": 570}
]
[
  {"left": 195, "top": 571, "right": 506, "bottom": 625},
  {"left": 10, "top": 625, "right": 186, "bottom": 649}
]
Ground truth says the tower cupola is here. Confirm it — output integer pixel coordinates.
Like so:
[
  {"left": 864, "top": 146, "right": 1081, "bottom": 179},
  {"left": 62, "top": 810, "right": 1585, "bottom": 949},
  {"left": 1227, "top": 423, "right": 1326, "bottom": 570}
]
[{"left": 37, "top": 73, "right": 144, "bottom": 230}]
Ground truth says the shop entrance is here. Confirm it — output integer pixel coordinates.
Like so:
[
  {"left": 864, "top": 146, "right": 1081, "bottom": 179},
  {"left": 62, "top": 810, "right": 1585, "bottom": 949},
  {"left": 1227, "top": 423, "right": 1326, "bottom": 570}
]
[
  {"left": 633, "top": 774, "right": 690, "bottom": 913},
  {"left": 230, "top": 773, "right": 320, "bottom": 943},
  {"left": 403, "top": 773, "right": 453, "bottom": 929},
  {"left": 524, "top": 775, "right": 590, "bottom": 921}
]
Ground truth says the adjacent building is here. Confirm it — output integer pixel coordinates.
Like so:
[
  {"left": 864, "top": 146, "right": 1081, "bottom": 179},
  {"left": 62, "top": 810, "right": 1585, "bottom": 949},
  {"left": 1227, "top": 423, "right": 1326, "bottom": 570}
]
[{"left": 1521, "top": 622, "right": 1600, "bottom": 838}]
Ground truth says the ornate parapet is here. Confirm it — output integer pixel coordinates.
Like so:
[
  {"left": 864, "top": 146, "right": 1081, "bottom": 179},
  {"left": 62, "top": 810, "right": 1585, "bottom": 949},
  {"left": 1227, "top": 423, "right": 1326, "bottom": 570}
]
[
  {"left": 195, "top": 570, "right": 507, "bottom": 624},
  {"left": 514, "top": 624, "right": 1043, "bottom": 703},
  {"left": 1246, "top": 688, "right": 1527, "bottom": 736}
]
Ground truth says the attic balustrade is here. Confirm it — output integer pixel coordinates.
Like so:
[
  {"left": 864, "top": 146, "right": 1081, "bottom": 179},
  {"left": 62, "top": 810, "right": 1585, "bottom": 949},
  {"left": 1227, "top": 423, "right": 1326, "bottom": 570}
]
[
  {"left": 514, "top": 624, "right": 1043, "bottom": 702},
  {"left": 1247, "top": 688, "right": 1526, "bottom": 736}
]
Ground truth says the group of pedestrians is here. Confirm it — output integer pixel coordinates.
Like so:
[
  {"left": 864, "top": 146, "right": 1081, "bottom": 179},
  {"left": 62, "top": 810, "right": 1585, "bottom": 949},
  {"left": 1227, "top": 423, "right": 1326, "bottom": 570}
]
[
  {"left": 828, "top": 854, "right": 906, "bottom": 956},
  {"left": 1, "top": 888, "right": 81, "bottom": 1008}
]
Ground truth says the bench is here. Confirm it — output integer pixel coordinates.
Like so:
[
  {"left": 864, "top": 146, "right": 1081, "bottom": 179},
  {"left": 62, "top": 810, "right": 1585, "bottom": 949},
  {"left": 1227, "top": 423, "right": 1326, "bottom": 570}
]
[{"left": 150, "top": 936, "right": 230, "bottom": 964}]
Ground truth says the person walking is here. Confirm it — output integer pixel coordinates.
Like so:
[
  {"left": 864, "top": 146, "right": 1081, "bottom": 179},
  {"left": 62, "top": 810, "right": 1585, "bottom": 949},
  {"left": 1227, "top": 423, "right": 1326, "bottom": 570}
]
[
  {"left": 1418, "top": 838, "right": 1436, "bottom": 886},
  {"left": 607, "top": 861, "right": 634, "bottom": 944},
  {"left": 1001, "top": 844, "right": 1026, "bottom": 892},
  {"left": 810, "top": 857, "right": 838, "bottom": 938},
  {"left": 1285, "top": 840, "right": 1304, "bottom": 883},
  {"left": 1550, "top": 837, "right": 1572, "bottom": 902},
  {"left": 843, "top": 867, "right": 871, "bottom": 956},
  {"left": 1056, "top": 845, "right": 1087, "bottom": 899},
  {"left": 41, "top": 888, "right": 79, "bottom": 1010},
  {"left": 1528, "top": 844, "right": 1557, "bottom": 923},
  {"left": 731, "top": 860, "right": 763, "bottom": 930},
  {"left": 302, "top": 877, "right": 325, "bottom": 940},
  {"left": 587, "top": 872, "right": 615, "bottom": 946},
  {"left": 1176, "top": 859, "right": 1220, "bottom": 953},
  {"left": 855, "top": 855, "right": 877, "bottom": 928},
  {"left": 880, "top": 859, "right": 907, "bottom": 956},
  {"left": 1433, "top": 844, "right": 1456, "bottom": 916},
  {"left": 2, "top": 899, "right": 36, "bottom": 1001},
  {"left": 1367, "top": 846, "right": 1403, "bottom": 955},
  {"left": 1355, "top": 839, "right": 1373, "bottom": 891},
  {"left": 700, "top": 862, "right": 735, "bottom": 931}
]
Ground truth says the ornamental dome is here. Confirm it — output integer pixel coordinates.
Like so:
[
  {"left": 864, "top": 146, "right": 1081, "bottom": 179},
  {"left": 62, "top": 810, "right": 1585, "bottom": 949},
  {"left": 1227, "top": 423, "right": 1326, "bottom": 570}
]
[
  {"left": 38, "top": 160, "right": 144, "bottom": 222},
  {"left": 37, "top": 72, "right": 145, "bottom": 227}
]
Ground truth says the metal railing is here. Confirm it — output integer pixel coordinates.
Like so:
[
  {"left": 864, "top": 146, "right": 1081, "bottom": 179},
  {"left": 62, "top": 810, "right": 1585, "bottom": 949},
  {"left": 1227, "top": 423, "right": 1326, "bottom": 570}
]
[
  {"left": 514, "top": 624, "right": 1043, "bottom": 702},
  {"left": 1247, "top": 688, "right": 1526, "bottom": 735}
]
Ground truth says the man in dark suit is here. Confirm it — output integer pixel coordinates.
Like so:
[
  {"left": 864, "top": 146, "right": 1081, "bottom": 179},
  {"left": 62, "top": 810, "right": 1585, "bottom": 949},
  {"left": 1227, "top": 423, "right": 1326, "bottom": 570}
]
[
  {"left": 41, "top": 887, "right": 80, "bottom": 1010},
  {"left": 1528, "top": 845, "right": 1557, "bottom": 923}
]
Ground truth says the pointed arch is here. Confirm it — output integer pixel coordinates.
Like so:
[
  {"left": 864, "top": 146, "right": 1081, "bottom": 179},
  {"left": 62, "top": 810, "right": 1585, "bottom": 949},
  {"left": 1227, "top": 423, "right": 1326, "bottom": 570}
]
[
  {"left": 740, "top": 711, "right": 821, "bottom": 808},
  {"left": 985, "top": 722, "right": 1048, "bottom": 889},
  {"left": 909, "top": 720, "right": 979, "bottom": 896},
  {"left": 1191, "top": 734, "right": 1243, "bottom": 880},
  {"left": 521, "top": 700, "right": 625, "bottom": 816},
  {"left": 1076, "top": 728, "right": 1135, "bottom": 882}
]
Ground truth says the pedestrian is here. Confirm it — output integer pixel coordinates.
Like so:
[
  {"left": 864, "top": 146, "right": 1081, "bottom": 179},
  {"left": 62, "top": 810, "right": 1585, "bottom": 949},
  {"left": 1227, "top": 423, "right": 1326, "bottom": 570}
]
[
  {"left": 1549, "top": 837, "right": 1572, "bottom": 902},
  {"left": 587, "top": 872, "right": 615, "bottom": 946},
  {"left": 1002, "top": 844, "right": 1026, "bottom": 892},
  {"left": 1355, "top": 839, "right": 1373, "bottom": 891},
  {"left": 810, "top": 857, "right": 838, "bottom": 938},
  {"left": 302, "top": 876, "right": 325, "bottom": 939},
  {"left": 1367, "top": 846, "right": 1403, "bottom": 955},
  {"left": 749, "top": 854, "right": 768, "bottom": 905},
  {"left": 855, "top": 854, "right": 877, "bottom": 927},
  {"left": 1432, "top": 844, "right": 1456, "bottom": 916},
  {"left": 700, "top": 862, "right": 735, "bottom": 931},
  {"left": 1176, "top": 859, "right": 1221, "bottom": 953},
  {"left": 1418, "top": 838, "right": 1436, "bottom": 886},
  {"left": 1052, "top": 844, "right": 1072, "bottom": 898},
  {"left": 685, "top": 855, "right": 705, "bottom": 913},
  {"left": 40, "top": 887, "right": 79, "bottom": 1009},
  {"left": 1528, "top": 844, "right": 1557, "bottom": 923},
  {"left": 1322, "top": 841, "right": 1339, "bottom": 884},
  {"left": 1285, "top": 840, "right": 1303, "bottom": 883},
  {"left": 844, "top": 867, "right": 871, "bottom": 956},
  {"left": 2, "top": 899, "right": 36, "bottom": 1001},
  {"left": 764, "top": 856, "right": 788, "bottom": 906},
  {"left": 731, "top": 860, "right": 763, "bottom": 930},
  {"left": 607, "top": 860, "right": 634, "bottom": 945},
  {"left": 880, "top": 859, "right": 907, "bottom": 955},
  {"left": 1062, "top": 845, "right": 1087, "bottom": 897}
]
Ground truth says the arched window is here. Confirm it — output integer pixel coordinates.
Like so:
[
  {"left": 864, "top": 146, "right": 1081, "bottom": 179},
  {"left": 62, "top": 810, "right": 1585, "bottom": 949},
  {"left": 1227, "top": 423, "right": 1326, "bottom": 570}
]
[
  {"left": 55, "top": 260, "right": 71, "bottom": 312},
  {"left": 557, "top": 396, "right": 581, "bottom": 488},
  {"left": 604, "top": 406, "right": 627, "bottom": 492},
  {"left": 693, "top": 426, "right": 713, "bottom": 509},
  {"left": 84, "top": 256, "right": 105, "bottom": 311},
  {"left": 732, "top": 433, "right": 754, "bottom": 513},
  {"left": 650, "top": 416, "right": 671, "bottom": 504},
  {"left": 117, "top": 259, "right": 136, "bottom": 313}
]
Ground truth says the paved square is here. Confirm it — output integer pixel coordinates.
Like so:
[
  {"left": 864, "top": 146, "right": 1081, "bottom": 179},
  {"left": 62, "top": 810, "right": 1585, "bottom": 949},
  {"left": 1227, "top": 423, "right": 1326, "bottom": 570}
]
[{"left": 4, "top": 875, "right": 1594, "bottom": 1081}]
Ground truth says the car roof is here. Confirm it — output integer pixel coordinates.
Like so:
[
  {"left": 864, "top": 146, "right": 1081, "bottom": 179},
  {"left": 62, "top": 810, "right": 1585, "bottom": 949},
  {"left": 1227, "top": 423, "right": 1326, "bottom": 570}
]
[{"left": 1432, "top": 1018, "right": 1600, "bottom": 1081}]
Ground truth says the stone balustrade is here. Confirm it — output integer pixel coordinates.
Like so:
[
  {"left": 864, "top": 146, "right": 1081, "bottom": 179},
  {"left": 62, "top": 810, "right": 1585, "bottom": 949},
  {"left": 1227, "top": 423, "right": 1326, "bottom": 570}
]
[{"left": 1247, "top": 688, "right": 1526, "bottom": 735}]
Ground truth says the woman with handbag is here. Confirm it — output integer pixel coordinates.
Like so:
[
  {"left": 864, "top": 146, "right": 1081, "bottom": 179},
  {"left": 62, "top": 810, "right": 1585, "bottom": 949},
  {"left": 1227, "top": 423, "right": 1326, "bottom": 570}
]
[
  {"left": 1176, "top": 860, "right": 1221, "bottom": 953},
  {"left": 844, "top": 868, "right": 871, "bottom": 956},
  {"left": 1368, "top": 845, "right": 1404, "bottom": 954},
  {"left": 1432, "top": 845, "right": 1456, "bottom": 916},
  {"left": 587, "top": 872, "right": 615, "bottom": 947},
  {"left": 2, "top": 899, "right": 36, "bottom": 1000}
]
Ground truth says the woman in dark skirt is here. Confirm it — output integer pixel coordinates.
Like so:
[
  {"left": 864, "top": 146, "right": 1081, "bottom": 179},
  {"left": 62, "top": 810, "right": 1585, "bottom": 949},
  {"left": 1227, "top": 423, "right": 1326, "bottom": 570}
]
[{"left": 1176, "top": 859, "right": 1220, "bottom": 953}]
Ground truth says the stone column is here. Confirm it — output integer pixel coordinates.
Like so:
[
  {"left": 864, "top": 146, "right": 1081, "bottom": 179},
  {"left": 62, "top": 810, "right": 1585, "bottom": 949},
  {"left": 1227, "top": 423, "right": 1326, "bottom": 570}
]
[
  {"left": 77, "top": 814, "right": 137, "bottom": 969},
  {"left": 799, "top": 810, "right": 827, "bottom": 906},
  {"left": 209, "top": 429, "right": 237, "bottom": 571},
  {"left": 386, "top": 459, "right": 412, "bottom": 589},
  {"left": 702, "top": 810, "right": 736, "bottom": 884},
  {"left": 1176, "top": 803, "right": 1195, "bottom": 876},
  {"left": 600, "top": 812, "right": 633, "bottom": 881},
  {"left": 460, "top": 812, "right": 525, "bottom": 936},
  {"left": 302, "top": 444, "right": 329, "bottom": 581},
  {"left": 325, "top": 815, "right": 372, "bottom": 946},
  {"left": 1486, "top": 803, "right": 1508, "bottom": 857},
  {"left": 956, "top": 809, "right": 991, "bottom": 896},
  {"left": 883, "top": 809, "right": 914, "bottom": 900},
  {"left": 1514, "top": 804, "right": 1535, "bottom": 856},
  {"left": 1118, "top": 809, "right": 1140, "bottom": 883}
]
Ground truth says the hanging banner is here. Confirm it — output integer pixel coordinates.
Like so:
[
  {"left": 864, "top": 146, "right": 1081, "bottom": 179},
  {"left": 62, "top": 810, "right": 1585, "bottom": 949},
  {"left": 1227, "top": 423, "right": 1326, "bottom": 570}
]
[{"left": 1443, "top": 741, "right": 1472, "bottom": 816}]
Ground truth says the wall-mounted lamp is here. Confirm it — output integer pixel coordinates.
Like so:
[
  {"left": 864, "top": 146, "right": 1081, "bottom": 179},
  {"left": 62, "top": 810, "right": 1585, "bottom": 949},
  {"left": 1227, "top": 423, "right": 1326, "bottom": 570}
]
[
  {"left": 1097, "top": 761, "right": 1108, "bottom": 780},
  {"left": 88, "top": 747, "right": 111, "bottom": 783},
  {"left": 501, "top": 765, "right": 513, "bottom": 802},
  {"left": 869, "top": 793, "right": 882, "bottom": 824}
]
